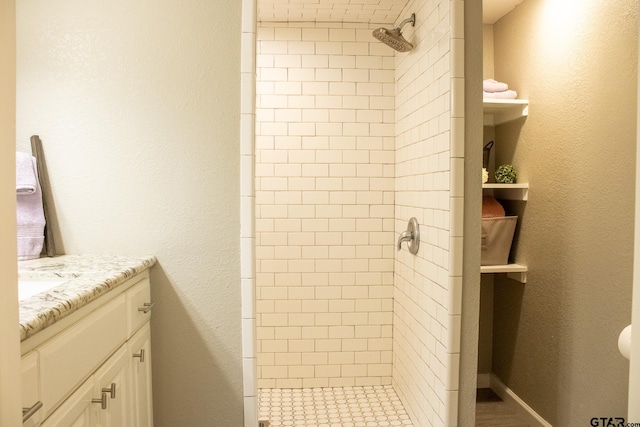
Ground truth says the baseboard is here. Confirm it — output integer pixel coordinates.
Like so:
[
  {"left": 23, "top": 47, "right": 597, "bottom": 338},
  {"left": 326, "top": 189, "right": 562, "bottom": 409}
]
[
  {"left": 490, "top": 374, "right": 553, "bottom": 427},
  {"left": 477, "top": 373, "right": 491, "bottom": 388}
]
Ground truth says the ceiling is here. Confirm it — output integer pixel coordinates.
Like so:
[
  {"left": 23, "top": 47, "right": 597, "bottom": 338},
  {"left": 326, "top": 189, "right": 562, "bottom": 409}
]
[
  {"left": 257, "top": 0, "right": 525, "bottom": 25},
  {"left": 483, "top": 0, "right": 525, "bottom": 24}
]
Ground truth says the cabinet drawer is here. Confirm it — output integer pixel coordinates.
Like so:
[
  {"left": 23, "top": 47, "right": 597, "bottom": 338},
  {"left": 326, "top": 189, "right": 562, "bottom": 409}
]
[
  {"left": 21, "top": 351, "right": 41, "bottom": 426},
  {"left": 39, "top": 294, "right": 127, "bottom": 417},
  {"left": 126, "top": 277, "right": 153, "bottom": 336}
]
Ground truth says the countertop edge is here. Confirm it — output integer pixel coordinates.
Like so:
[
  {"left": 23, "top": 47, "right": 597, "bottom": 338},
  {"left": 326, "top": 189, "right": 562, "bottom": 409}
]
[{"left": 19, "top": 255, "right": 157, "bottom": 342}]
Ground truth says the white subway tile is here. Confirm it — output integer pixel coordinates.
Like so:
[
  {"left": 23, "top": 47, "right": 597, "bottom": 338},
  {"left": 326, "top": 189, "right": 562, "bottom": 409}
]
[
  {"left": 288, "top": 41, "right": 315, "bottom": 54},
  {"left": 274, "top": 81, "right": 302, "bottom": 95},
  {"left": 302, "top": 55, "right": 329, "bottom": 69},
  {"left": 302, "top": 28, "right": 329, "bottom": 41},
  {"left": 275, "top": 27, "right": 302, "bottom": 41},
  {"left": 356, "top": 56, "right": 382, "bottom": 70},
  {"left": 261, "top": 67, "right": 288, "bottom": 82},
  {"left": 288, "top": 68, "right": 315, "bottom": 82},
  {"left": 288, "top": 95, "right": 315, "bottom": 109},
  {"left": 302, "top": 244, "right": 330, "bottom": 258},
  {"left": 342, "top": 205, "right": 369, "bottom": 218},
  {"left": 287, "top": 150, "right": 316, "bottom": 163},
  {"left": 356, "top": 82, "right": 382, "bottom": 96},
  {"left": 256, "top": 53, "right": 274, "bottom": 69},
  {"left": 316, "top": 68, "right": 343, "bottom": 82},
  {"left": 329, "top": 28, "right": 356, "bottom": 42},
  {"left": 342, "top": 339, "right": 367, "bottom": 352},
  {"left": 357, "top": 110, "right": 383, "bottom": 123},
  {"left": 274, "top": 109, "right": 301, "bottom": 123},
  {"left": 315, "top": 95, "right": 342, "bottom": 109},
  {"left": 343, "top": 42, "right": 370, "bottom": 56},
  {"left": 259, "top": 40, "right": 287, "bottom": 54},
  {"left": 330, "top": 109, "right": 356, "bottom": 123},
  {"left": 288, "top": 259, "right": 316, "bottom": 273},
  {"left": 274, "top": 54, "right": 301, "bottom": 68},
  {"left": 289, "top": 122, "right": 316, "bottom": 136},
  {"left": 343, "top": 123, "right": 370, "bottom": 136},
  {"left": 329, "top": 55, "right": 357, "bottom": 69},
  {"left": 316, "top": 122, "right": 344, "bottom": 136},
  {"left": 343, "top": 95, "right": 370, "bottom": 109},
  {"left": 316, "top": 41, "right": 343, "bottom": 55},
  {"left": 329, "top": 82, "right": 356, "bottom": 95},
  {"left": 370, "top": 69, "right": 395, "bottom": 83},
  {"left": 369, "top": 96, "right": 394, "bottom": 110},
  {"left": 302, "top": 81, "right": 330, "bottom": 95}
]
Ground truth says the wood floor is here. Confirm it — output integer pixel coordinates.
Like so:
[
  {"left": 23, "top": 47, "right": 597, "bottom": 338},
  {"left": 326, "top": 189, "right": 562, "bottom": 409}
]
[{"left": 476, "top": 388, "right": 530, "bottom": 427}]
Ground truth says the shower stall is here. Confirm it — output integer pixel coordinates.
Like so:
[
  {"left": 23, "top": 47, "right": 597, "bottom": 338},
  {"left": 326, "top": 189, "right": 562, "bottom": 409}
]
[{"left": 242, "top": 0, "right": 477, "bottom": 425}]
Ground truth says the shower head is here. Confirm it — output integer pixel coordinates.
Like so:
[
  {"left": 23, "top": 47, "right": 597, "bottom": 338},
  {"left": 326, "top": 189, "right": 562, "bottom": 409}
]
[{"left": 372, "top": 13, "right": 415, "bottom": 52}]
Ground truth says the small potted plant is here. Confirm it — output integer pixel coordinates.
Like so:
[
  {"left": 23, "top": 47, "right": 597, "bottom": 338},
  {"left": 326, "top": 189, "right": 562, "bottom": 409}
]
[{"left": 495, "top": 164, "right": 517, "bottom": 184}]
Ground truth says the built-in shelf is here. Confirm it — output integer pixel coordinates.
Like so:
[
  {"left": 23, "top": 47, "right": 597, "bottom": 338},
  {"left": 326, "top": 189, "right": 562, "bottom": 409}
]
[
  {"left": 481, "top": 264, "right": 528, "bottom": 283},
  {"left": 483, "top": 183, "right": 529, "bottom": 201},
  {"left": 483, "top": 99, "right": 529, "bottom": 126}
]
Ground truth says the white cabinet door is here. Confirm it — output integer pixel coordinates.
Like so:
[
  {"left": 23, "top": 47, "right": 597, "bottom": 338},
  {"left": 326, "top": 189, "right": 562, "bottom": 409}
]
[
  {"left": 22, "top": 351, "right": 42, "bottom": 427},
  {"left": 93, "top": 345, "right": 131, "bottom": 427},
  {"left": 129, "top": 322, "right": 153, "bottom": 427},
  {"left": 41, "top": 381, "right": 95, "bottom": 427}
]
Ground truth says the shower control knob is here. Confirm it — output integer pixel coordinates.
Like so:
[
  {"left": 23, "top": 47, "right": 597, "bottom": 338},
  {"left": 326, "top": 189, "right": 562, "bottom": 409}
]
[{"left": 397, "top": 217, "right": 420, "bottom": 255}]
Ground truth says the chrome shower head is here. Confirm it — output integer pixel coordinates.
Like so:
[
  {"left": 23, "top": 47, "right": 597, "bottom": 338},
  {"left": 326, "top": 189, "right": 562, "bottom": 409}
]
[{"left": 372, "top": 13, "right": 416, "bottom": 52}]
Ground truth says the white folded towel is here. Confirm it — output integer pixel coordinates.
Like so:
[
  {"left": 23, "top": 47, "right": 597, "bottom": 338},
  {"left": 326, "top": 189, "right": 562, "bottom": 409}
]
[
  {"left": 16, "top": 152, "right": 38, "bottom": 195},
  {"left": 483, "top": 90, "right": 518, "bottom": 99},
  {"left": 16, "top": 155, "right": 45, "bottom": 260},
  {"left": 483, "top": 79, "right": 509, "bottom": 93}
]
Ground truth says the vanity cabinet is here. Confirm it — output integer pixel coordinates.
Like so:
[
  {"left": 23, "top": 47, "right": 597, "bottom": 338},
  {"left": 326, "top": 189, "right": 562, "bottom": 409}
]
[
  {"left": 22, "top": 271, "right": 153, "bottom": 426},
  {"left": 482, "top": 99, "right": 529, "bottom": 283}
]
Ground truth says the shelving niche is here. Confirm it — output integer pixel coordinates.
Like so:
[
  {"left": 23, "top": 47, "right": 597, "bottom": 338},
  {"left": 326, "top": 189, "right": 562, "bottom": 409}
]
[
  {"left": 482, "top": 99, "right": 529, "bottom": 283},
  {"left": 482, "top": 183, "right": 528, "bottom": 201},
  {"left": 483, "top": 99, "right": 528, "bottom": 126}
]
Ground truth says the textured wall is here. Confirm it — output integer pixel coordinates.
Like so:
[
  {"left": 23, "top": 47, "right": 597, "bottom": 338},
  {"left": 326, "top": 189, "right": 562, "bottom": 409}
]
[
  {"left": 16, "top": 1, "right": 244, "bottom": 425},
  {"left": 392, "top": 0, "right": 464, "bottom": 425},
  {"left": 482, "top": 25, "right": 494, "bottom": 80},
  {"left": 491, "top": 0, "right": 637, "bottom": 424},
  {"left": 255, "top": 22, "right": 396, "bottom": 388}
]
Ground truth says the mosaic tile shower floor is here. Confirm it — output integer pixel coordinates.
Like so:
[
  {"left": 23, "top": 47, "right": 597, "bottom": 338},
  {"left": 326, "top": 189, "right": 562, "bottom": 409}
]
[{"left": 258, "top": 385, "right": 414, "bottom": 427}]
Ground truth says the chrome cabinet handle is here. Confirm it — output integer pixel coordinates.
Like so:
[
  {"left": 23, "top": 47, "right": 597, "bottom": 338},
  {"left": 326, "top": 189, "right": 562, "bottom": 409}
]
[
  {"left": 92, "top": 392, "right": 108, "bottom": 410},
  {"left": 137, "top": 302, "right": 156, "bottom": 313},
  {"left": 22, "top": 401, "right": 43, "bottom": 423},
  {"left": 102, "top": 382, "right": 116, "bottom": 399},
  {"left": 133, "top": 348, "right": 145, "bottom": 363}
]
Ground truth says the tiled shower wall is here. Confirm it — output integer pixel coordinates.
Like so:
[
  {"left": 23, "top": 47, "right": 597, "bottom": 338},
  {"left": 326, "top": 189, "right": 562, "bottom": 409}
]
[
  {"left": 392, "top": 1, "right": 464, "bottom": 426},
  {"left": 255, "top": 22, "right": 397, "bottom": 389}
]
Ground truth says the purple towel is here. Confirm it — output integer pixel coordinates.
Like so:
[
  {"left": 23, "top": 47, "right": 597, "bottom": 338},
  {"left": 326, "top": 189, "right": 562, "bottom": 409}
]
[
  {"left": 16, "top": 152, "right": 38, "bottom": 195},
  {"left": 483, "top": 79, "right": 509, "bottom": 93},
  {"left": 16, "top": 154, "right": 45, "bottom": 260},
  {"left": 483, "top": 90, "right": 518, "bottom": 99}
]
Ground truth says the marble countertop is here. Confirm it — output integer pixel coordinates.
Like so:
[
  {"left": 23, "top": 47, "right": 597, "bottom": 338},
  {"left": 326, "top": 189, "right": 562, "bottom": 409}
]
[{"left": 18, "top": 254, "right": 157, "bottom": 342}]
